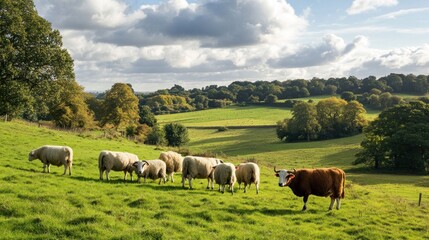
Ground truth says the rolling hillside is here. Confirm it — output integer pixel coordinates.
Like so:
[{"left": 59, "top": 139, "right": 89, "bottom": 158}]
[{"left": 0, "top": 121, "right": 428, "bottom": 239}]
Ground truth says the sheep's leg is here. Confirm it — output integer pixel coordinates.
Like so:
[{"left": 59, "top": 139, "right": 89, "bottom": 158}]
[
  {"left": 256, "top": 183, "right": 259, "bottom": 194},
  {"left": 123, "top": 171, "right": 127, "bottom": 181},
  {"left": 206, "top": 179, "right": 210, "bottom": 190},
  {"left": 189, "top": 177, "right": 193, "bottom": 190},
  {"left": 63, "top": 163, "right": 67, "bottom": 175},
  {"left": 42, "top": 163, "right": 47, "bottom": 173},
  {"left": 47, "top": 163, "right": 51, "bottom": 173},
  {"left": 171, "top": 173, "right": 174, "bottom": 183},
  {"left": 231, "top": 184, "right": 234, "bottom": 195},
  {"left": 106, "top": 170, "right": 110, "bottom": 181},
  {"left": 68, "top": 163, "right": 72, "bottom": 176},
  {"left": 99, "top": 169, "right": 104, "bottom": 180},
  {"left": 158, "top": 178, "right": 162, "bottom": 185},
  {"left": 244, "top": 183, "right": 247, "bottom": 193},
  {"left": 144, "top": 177, "right": 147, "bottom": 184},
  {"left": 182, "top": 175, "right": 185, "bottom": 188}
]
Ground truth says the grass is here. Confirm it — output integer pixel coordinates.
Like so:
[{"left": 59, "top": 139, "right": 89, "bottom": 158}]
[
  {"left": 0, "top": 120, "right": 428, "bottom": 239},
  {"left": 157, "top": 104, "right": 380, "bottom": 127}
]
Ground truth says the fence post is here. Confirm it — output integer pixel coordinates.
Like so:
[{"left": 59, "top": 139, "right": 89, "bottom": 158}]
[{"left": 419, "top": 193, "right": 422, "bottom": 206}]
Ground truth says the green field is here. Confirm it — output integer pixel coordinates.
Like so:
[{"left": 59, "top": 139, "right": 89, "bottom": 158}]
[
  {"left": 1, "top": 120, "right": 428, "bottom": 239},
  {"left": 157, "top": 104, "right": 380, "bottom": 127}
]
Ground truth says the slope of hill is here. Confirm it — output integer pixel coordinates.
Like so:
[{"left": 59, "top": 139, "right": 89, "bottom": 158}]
[{"left": 0, "top": 121, "right": 428, "bottom": 239}]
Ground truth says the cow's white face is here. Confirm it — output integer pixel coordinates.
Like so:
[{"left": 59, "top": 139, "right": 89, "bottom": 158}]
[
  {"left": 275, "top": 169, "right": 294, "bottom": 187},
  {"left": 133, "top": 161, "right": 148, "bottom": 176}
]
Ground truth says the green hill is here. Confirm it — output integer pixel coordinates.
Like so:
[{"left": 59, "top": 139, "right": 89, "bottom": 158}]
[{"left": 0, "top": 121, "right": 428, "bottom": 239}]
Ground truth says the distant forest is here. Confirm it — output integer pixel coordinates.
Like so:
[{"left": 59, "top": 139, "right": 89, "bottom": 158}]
[{"left": 89, "top": 73, "right": 429, "bottom": 116}]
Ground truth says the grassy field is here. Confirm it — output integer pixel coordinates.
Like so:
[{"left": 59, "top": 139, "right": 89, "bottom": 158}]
[
  {"left": 0, "top": 121, "right": 428, "bottom": 239},
  {"left": 157, "top": 104, "right": 380, "bottom": 127}
]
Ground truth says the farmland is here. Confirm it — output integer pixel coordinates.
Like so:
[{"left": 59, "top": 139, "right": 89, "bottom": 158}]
[{"left": 0, "top": 118, "right": 428, "bottom": 239}]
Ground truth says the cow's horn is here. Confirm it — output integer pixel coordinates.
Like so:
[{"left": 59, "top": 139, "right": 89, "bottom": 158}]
[{"left": 274, "top": 166, "right": 279, "bottom": 173}]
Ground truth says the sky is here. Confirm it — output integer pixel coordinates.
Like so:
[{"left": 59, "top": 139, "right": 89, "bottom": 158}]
[{"left": 33, "top": 0, "right": 429, "bottom": 92}]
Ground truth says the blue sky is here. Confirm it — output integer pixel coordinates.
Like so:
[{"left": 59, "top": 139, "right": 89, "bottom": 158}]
[{"left": 34, "top": 0, "right": 429, "bottom": 92}]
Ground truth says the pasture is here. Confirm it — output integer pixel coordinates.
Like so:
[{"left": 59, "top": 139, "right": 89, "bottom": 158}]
[
  {"left": 0, "top": 121, "right": 428, "bottom": 239},
  {"left": 156, "top": 104, "right": 380, "bottom": 127}
]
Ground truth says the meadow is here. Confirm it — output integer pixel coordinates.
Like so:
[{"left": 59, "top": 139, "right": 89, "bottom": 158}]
[
  {"left": 156, "top": 103, "right": 380, "bottom": 127},
  {"left": 0, "top": 119, "right": 428, "bottom": 239}
]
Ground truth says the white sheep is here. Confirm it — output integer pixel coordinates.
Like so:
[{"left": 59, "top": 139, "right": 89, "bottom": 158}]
[
  {"left": 159, "top": 151, "right": 183, "bottom": 183},
  {"left": 181, "top": 156, "right": 224, "bottom": 190},
  {"left": 235, "top": 162, "right": 260, "bottom": 194},
  {"left": 213, "top": 163, "right": 236, "bottom": 195},
  {"left": 98, "top": 150, "right": 139, "bottom": 181},
  {"left": 133, "top": 160, "right": 166, "bottom": 184},
  {"left": 28, "top": 145, "right": 73, "bottom": 175}
]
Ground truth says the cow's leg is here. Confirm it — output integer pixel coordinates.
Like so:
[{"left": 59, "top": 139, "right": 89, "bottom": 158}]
[
  {"left": 336, "top": 198, "right": 341, "bottom": 210},
  {"left": 302, "top": 196, "right": 309, "bottom": 211},
  {"left": 329, "top": 197, "right": 335, "bottom": 210}
]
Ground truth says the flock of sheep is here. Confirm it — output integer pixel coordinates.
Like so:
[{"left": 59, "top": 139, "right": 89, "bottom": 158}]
[{"left": 28, "top": 145, "right": 260, "bottom": 195}]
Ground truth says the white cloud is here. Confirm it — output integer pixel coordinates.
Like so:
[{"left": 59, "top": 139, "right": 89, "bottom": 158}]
[
  {"left": 268, "top": 34, "right": 368, "bottom": 68},
  {"left": 347, "top": 0, "right": 398, "bottom": 15},
  {"left": 375, "top": 8, "right": 429, "bottom": 20}
]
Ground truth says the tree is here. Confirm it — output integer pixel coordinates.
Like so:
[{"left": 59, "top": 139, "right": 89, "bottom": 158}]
[
  {"left": 264, "top": 94, "right": 278, "bottom": 104},
  {"left": 340, "top": 91, "right": 356, "bottom": 102},
  {"left": 286, "top": 102, "right": 321, "bottom": 141},
  {"left": 100, "top": 83, "right": 139, "bottom": 129},
  {"left": 50, "top": 80, "right": 94, "bottom": 128},
  {"left": 139, "top": 105, "right": 157, "bottom": 127},
  {"left": 355, "top": 102, "right": 429, "bottom": 172},
  {"left": 164, "top": 123, "right": 189, "bottom": 147},
  {"left": 0, "top": 0, "right": 76, "bottom": 120},
  {"left": 145, "top": 125, "right": 165, "bottom": 146}
]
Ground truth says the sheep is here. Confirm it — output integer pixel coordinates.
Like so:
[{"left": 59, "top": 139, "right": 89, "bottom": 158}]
[
  {"left": 159, "top": 151, "right": 184, "bottom": 183},
  {"left": 133, "top": 160, "right": 167, "bottom": 184},
  {"left": 28, "top": 145, "right": 73, "bottom": 175},
  {"left": 98, "top": 150, "right": 139, "bottom": 181},
  {"left": 235, "top": 162, "right": 260, "bottom": 194},
  {"left": 213, "top": 163, "right": 236, "bottom": 195},
  {"left": 181, "top": 156, "right": 224, "bottom": 190}
]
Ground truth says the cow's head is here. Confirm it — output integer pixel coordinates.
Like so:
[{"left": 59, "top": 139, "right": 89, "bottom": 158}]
[
  {"left": 274, "top": 166, "right": 296, "bottom": 187},
  {"left": 133, "top": 161, "right": 149, "bottom": 176}
]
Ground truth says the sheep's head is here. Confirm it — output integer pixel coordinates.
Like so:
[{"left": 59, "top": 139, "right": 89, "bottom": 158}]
[
  {"left": 28, "top": 151, "right": 36, "bottom": 161},
  {"left": 133, "top": 161, "right": 149, "bottom": 176}
]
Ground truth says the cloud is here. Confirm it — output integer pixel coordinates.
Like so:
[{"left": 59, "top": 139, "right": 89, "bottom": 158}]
[
  {"left": 349, "top": 44, "right": 429, "bottom": 76},
  {"left": 374, "top": 8, "right": 429, "bottom": 20},
  {"left": 347, "top": 0, "right": 398, "bottom": 15},
  {"left": 268, "top": 34, "right": 368, "bottom": 68},
  {"left": 37, "top": 0, "right": 307, "bottom": 48}
]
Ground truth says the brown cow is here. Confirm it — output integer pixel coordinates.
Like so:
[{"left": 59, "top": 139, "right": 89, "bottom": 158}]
[{"left": 274, "top": 167, "right": 345, "bottom": 211}]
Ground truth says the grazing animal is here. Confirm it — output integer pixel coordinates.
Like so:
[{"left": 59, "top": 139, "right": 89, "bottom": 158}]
[
  {"left": 274, "top": 167, "right": 346, "bottom": 211},
  {"left": 235, "top": 162, "right": 260, "bottom": 194},
  {"left": 28, "top": 145, "right": 73, "bottom": 175},
  {"left": 159, "top": 151, "right": 184, "bottom": 182},
  {"left": 98, "top": 151, "right": 139, "bottom": 181},
  {"left": 133, "top": 160, "right": 167, "bottom": 184},
  {"left": 213, "top": 163, "right": 236, "bottom": 195},
  {"left": 181, "top": 156, "right": 224, "bottom": 190}
]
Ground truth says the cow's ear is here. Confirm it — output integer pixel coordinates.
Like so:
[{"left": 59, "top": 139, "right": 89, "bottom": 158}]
[{"left": 275, "top": 173, "right": 279, "bottom": 177}]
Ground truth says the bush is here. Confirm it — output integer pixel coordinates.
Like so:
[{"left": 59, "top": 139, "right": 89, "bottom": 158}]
[
  {"left": 163, "top": 123, "right": 189, "bottom": 147},
  {"left": 264, "top": 94, "right": 278, "bottom": 104},
  {"left": 145, "top": 125, "right": 165, "bottom": 146},
  {"left": 217, "top": 126, "right": 228, "bottom": 132}
]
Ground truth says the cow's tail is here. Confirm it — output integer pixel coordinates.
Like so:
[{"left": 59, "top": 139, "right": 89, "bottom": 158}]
[{"left": 341, "top": 171, "right": 346, "bottom": 199}]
